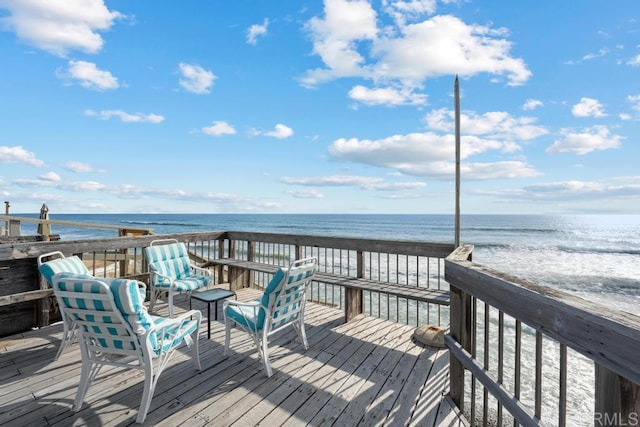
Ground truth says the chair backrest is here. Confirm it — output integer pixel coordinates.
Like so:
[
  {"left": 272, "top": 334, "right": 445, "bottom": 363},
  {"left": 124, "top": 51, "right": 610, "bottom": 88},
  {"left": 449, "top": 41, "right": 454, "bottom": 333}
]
[
  {"left": 38, "top": 252, "right": 90, "bottom": 286},
  {"left": 52, "top": 273, "right": 157, "bottom": 353},
  {"left": 259, "top": 257, "right": 318, "bottom": 330},
  {"left": 143, "top": 240, "right": 191, "bottom": 284}
]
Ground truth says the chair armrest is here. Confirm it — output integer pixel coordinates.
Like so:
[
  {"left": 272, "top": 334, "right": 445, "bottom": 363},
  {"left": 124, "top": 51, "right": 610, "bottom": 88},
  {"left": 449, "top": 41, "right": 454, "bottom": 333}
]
[
  {"left": 136, "top": 281, "right": 147, "bottom": 293},
  {"left": 189, "top": 265, "right": 213, "bottom": 277},
  {"left": 136, "top": 281, "right": 147, "bottom": 300},
  {"left": 222, "top": 300, "right": 266, "bottom": 333},
  {"left": 149, "top": 269, "right": 175, "bottom": 285},
  {"left": 144, "top": 310, "right": 202, "bottom": 351},
  {"left": 149, "top": 309, "right": 201, "bottom": 330},
  {"left": 223, "top": 300, "right": 260, "bottom": 308}
]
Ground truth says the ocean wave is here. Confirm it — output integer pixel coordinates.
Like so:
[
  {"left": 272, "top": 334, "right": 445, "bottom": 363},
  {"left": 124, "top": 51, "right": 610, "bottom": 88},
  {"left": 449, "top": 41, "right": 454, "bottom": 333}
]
[
  {"left": 557, "top": 245, "right": 640, "bottom": 256},
  {"left": 465, "top": 226, "right": 560, "bottom": 234},
  {"left": 544, "top": 275, "right": 640, "bottom": 296}
]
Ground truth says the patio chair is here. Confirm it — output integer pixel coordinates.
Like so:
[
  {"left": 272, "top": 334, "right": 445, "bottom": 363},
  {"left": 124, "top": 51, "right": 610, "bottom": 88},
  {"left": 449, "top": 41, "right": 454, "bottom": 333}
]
[
  {"left": 37, "top": 251, "right": 91, "bottom": 360},
  {"left": 223, "top": 257, "right": 318, "bottom": 377},
  {"left": 143, "top": 239, "right": 213, "bottom": 317},
  {"left": 51, "top": 272, "right": 202, "bottom": 424}
]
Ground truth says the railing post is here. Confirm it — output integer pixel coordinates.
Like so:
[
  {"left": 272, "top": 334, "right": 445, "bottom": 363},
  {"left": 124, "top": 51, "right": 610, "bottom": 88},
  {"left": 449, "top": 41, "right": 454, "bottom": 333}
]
[
  {"left": 595, "top": 364, "right": 640, "bottom": 426},
  {"left": 226, "top": 239, "right": 255, "bottom": 291},
  {"left": 215, "top": 237, "right": 225, "bottom": 284},
  {"left": 247, "top": 240, "right": 255, "bottom": 288},
  {"left": 449, "top": 283, "right": 472, "bottom": 411},
  {"left": 37, "top": 267, "right": 50, "bottom": 327},
  {"left": 344, "top": 250, "right": 364, "bottom": 322}
]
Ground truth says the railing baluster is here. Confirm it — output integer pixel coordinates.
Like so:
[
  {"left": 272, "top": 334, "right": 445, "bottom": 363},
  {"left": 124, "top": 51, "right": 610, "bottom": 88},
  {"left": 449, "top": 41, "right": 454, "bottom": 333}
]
[
  {"left": 535, "top": 330, "right": 543, "bottom": 421},
  {"left": 483, "top": 303, "right": 489, "bottom": 427},
  {"left": 514, "top": 319, "right": 521, "bottom": 427},
  {"left": 498, "top": 310, "right": 504, "bottom": 427},
  {"left": 471, "top": 297, "right": 477, "bottom": 425},
  {"left": 559, "top": 343, "right": 567, "bottom": 427}
]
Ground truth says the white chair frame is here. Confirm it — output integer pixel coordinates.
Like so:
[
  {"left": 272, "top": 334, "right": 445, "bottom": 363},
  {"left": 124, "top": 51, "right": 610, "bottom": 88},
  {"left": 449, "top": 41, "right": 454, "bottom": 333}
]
[
  {"left": 52, "top": 274, "right": 202, "bottom": 424},
  {"left": 37, "top": 251, "right": 88, "bottom": 360},
  {"left": 145, "top": 239, "right": 213, "bottom": 317},
  {"left": 223, "top": 257, "right": 318, "bottom": 377}
]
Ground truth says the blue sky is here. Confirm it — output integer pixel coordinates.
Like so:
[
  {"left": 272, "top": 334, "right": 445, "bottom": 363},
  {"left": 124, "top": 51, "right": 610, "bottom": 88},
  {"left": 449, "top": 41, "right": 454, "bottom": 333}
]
[{"left": 1, "top": 0, "right": 639, "bottom": 215}]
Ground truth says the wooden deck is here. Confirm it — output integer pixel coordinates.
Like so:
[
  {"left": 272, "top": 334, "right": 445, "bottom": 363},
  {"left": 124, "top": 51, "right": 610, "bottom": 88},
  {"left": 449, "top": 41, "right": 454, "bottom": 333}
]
[{"left": 0, "top": 287, "right": 466, "bottom": 426}]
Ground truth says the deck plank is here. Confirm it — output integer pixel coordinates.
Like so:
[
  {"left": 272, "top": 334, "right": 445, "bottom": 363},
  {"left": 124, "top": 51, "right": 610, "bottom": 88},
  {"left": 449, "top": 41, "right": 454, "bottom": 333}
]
[{"left": 0, "top": 287, "right": 461, "bottom": 426}]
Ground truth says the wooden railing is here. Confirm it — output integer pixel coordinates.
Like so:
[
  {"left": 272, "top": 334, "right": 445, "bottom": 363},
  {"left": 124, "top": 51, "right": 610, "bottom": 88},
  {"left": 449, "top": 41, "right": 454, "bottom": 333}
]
[
  {"left": 220, "top": 231, "right": 456, "bottom": 326},
  {"left": 446, "top": 248, "right": 640, "bottom": 426},
  {"left": 0, "top": 231, "right": 455, "bottom": 334},
  {"left": 2, "top": 230, "right": 638, "bottom": 425}
]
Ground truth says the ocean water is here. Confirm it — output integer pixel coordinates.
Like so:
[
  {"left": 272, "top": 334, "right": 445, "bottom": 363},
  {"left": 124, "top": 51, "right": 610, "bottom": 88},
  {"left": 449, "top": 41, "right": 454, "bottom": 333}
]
[
  {"left": 14, "top": 213, "right": 640, "bottom": 425},
  {"left": 18, "top": 213, "right": 640, "bottom": 314}
]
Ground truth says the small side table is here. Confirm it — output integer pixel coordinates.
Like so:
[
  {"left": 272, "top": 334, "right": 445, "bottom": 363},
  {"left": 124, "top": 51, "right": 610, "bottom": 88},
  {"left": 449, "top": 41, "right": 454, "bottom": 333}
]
[{"left": 190, "top": 288, "right": 237, "bottom": 339}]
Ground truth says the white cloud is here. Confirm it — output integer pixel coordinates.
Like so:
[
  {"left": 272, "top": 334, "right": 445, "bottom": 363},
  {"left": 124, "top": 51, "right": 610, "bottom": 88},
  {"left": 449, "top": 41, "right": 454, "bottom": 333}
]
[
  {"left": 202, "top": 121, "right": 236, "bottom": 136},
  {"left": 302, "top": 5, "right": 531, "bottom": 90},
  {"left": 0, "top": 146, "right": 44, "bottom": 166},
  {"left": 280, "top": 175, "right": 427, "bottom": 191},
  {"left": 65, "top": 161, "right": 100, "bottom": 173},
  {"left": 627, "top": 54, "right": 640, "bottom": 66},
  {"left": 13, "top": 178, "right": 107, "bottom": 192},
  {"left": 515, "top": 179, "right": 640, "bottom": 202},
  {"left": 327, "top": 127, "right": 541, "bottom": 180},
  {"left": 0, "top": 0, "right": 122, "bottom": 56},
  {"left": 424, "top": 108, "right": 548, "bottom": 142},
  {"left": 626, "top": 94, "right": 640, "bottom": 112},
  {"left": 382, "top": 0, "right": 437, "bottom": 26},
  {"left": 348, "top": 85, "right": 427, "bottom": 106},
  {"left": 303, "top": 0, "right": 378, "bottom": 85},
  {"left": 582, "top": 48, "right": 609, "bottom": 61},
  {"left": 547, "top": 125, "right": 622, "bottom": 155},
  {"left": 523, "top": 99, "right": 543, "bottom": 111},
  {"left": 10, "top": 177, "right": 284, "bottom": 212},
  {"left": 39, "top": 172, "right": 61, "bottom": 182},
  {"left": 59, "top": 60, "right": 119, "bottom": 90},
  {"left": 85, "top": 109, "right": 164, "bottom": 123},
  {"left": 285, "top": 189, "right": 325, "bottom": 198},
  {"left": 572, "top": 97, "right": 606, "bottom": 118},
  {"left": 262, "top": 124, "right": 294, "bottom": 139},
  {"left": 247, "top": 18, "right": 269, "bottom": 45},
  {"left": 178, "top": 63, "right": 216, "bottom": 94}
]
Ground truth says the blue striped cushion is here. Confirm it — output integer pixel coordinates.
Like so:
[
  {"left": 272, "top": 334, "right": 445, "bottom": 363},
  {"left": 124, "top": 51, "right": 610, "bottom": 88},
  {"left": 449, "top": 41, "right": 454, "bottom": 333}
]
[
  {"left": 38, "top": 256, "right": 90, "bottom": 285},
  {"left": 54, "top": 273, "right": 157, "bottom": 350},
  {"left": 225, "top": 303, "right": 261, "bottom": 331},
  {"left": 163, "top": 275, "right": 210, "bottom": 291},
  {"left": 144, "top": 243, "right": 191, "bottom": 286},
  {"left": 226, "top": 267, "right": 287, "bottom": 331}
]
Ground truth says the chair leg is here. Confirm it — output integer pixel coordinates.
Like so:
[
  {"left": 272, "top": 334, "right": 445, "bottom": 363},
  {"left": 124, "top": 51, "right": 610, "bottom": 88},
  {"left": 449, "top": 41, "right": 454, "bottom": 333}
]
[
  {"left": 191, "top": 329, "right": 202, "bottom": 371},
  {"left": 136, "top": 365, "right": 155, "bottom": 424},
  {"left": 261, "top": 337, "right": 273, "bottom": 377},
  {"left": 223, "top": 315, "right": 231, "bottom": 356},
  {"left": 294, "top": 320, "right": 309, "bottom": 350},
  {"left": 168, "top": 289, "right": 174, "bottom": 318},
  {"left": 55, "top": 320, "right": 76, "bottom": 360},
  {"left": 149, "top": 288, "right": 158, "bottom": 313},
  {"left": 73, "top": 340, "right": 94, "bottom": 411}
]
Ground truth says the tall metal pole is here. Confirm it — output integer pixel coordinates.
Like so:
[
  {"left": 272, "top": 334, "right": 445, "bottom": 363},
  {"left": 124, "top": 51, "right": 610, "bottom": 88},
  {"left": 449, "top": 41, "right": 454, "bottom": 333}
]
[{"left": 454, "top": 76, "right": 461, "bottom": 247}]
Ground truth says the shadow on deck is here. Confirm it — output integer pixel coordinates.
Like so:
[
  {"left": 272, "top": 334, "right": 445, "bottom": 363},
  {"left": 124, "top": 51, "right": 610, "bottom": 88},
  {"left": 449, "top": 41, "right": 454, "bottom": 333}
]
[{"left": 0, "top": 287, "right": 467, "bottom": 426}]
